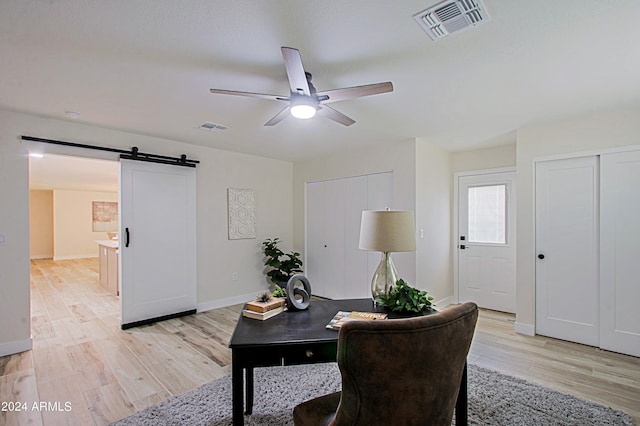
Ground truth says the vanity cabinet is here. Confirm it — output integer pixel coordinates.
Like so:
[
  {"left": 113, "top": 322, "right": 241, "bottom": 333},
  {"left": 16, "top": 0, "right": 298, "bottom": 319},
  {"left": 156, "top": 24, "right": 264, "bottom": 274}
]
[{"left": 98, "top": 241, "right": 119, "bottom": 296}]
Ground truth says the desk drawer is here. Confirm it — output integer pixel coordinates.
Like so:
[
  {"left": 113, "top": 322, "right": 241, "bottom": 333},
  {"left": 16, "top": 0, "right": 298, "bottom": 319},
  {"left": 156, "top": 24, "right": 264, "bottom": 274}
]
[{"left": 281, "top": 342, "right": 337, "bottom": 365}]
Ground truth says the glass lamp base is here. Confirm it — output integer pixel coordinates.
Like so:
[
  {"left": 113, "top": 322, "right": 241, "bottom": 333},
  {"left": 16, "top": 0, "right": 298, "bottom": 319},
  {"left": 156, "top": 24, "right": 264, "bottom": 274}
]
[{"left": 371, "top": 252, "right": 398, "bottom": 302}]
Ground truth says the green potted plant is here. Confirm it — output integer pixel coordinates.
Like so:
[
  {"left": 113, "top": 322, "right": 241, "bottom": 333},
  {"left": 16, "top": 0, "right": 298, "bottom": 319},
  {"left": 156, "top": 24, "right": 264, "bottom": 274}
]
[
  {"left": 375, "top": 279, "right": 434, "bottom": 313},
  {"left": 262, "top": 238, "right": 303, "bottom": 290}
]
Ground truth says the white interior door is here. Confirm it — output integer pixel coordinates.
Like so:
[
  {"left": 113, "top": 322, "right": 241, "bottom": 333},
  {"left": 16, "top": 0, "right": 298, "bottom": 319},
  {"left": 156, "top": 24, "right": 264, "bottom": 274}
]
[
  {"left": 119, "top": 159, "right": 197, "bottom": 328},
  {"left": 458, "top": 172, "right": 516, "bottom": 313},
  {"left": 600, "top": 151, "right": 640, "bottom": 357},
  {"left": 535, "top": 157, "right": 599, "bottom": 346}
]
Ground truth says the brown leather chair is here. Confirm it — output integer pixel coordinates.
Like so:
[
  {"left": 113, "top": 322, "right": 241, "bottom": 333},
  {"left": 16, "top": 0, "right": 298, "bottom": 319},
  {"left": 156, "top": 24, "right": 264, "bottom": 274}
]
[{"left": 293, "top": 302, "right": 478, "bottom": 426}]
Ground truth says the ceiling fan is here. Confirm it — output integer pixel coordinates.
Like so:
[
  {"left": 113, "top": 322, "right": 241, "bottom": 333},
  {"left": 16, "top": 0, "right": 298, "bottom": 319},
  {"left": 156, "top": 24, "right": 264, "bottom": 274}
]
[{"left": 209, "top": 47, "right": 393, "bottom": 126}]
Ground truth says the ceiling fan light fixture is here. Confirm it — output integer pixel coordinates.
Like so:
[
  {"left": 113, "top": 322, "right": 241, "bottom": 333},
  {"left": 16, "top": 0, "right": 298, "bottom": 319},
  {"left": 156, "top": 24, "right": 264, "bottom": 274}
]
[
  {"left": 290, "top": 96, "right": 318, "bottom": 119},
  {"left": 290, "top": 104, "right": 316, "bottom": 119}
]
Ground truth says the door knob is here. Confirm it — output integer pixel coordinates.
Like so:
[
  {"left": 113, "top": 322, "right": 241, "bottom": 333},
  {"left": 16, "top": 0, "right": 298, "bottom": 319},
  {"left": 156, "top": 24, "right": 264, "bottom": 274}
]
[{"left": 538, "top": 254, "right": 545, "bottom": 259}]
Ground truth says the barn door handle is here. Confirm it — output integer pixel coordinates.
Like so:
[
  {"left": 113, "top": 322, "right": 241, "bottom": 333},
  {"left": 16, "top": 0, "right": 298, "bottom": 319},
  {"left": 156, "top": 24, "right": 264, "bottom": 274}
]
[{"left": 125, "top": 227, "right": 130, "bottom": 247}]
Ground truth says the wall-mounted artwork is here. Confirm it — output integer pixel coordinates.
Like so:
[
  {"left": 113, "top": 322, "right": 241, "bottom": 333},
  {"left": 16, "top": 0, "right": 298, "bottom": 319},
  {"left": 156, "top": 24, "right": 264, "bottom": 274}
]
[
  {"left": 92, "top": 201, "right": 118, "bottom": 232},
  {"left": 228, "top": 188, "right": 256, "bottom": 240}
]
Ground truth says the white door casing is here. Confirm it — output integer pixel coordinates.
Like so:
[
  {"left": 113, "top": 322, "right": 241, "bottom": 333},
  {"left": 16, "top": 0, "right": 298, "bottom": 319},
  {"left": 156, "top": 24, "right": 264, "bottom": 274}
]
[
  {"left": 457, "top": 171, "right": 516, "bottom": 313},
  {"left": 535, "top": 156, "right": 599, "bottom": 346},
  {"left": 600, "top": 151, "right": 640, "bottom": 357},
  {"left": 119, "top": 159, "right": 197, "bottom": 327}
]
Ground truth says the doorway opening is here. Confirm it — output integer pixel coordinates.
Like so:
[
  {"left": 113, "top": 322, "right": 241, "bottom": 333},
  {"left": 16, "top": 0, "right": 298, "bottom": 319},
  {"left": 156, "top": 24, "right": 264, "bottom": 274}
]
[{"left": 29, "top": 153, "right": 121, "bottom": 340}]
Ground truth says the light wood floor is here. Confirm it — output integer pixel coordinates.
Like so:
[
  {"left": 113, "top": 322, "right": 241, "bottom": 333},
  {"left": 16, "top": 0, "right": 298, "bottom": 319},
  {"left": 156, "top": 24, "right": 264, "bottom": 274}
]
[{"left": 0, "top": 259, "right": 638, "bottom": 425}]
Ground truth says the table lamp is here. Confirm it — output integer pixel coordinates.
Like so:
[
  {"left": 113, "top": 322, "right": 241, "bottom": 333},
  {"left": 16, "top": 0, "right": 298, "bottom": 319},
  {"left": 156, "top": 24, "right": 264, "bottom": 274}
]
[{"left": 358, "top": 210, "right": 416, "bottom": 301}]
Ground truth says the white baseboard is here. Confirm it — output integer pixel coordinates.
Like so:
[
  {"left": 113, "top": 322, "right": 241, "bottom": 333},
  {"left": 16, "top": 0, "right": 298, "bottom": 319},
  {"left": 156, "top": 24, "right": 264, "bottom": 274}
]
[
  {"left": 53, "top": 254, "right": 99, "bottom": 261},
  {"left": 0, "top": 338, "right": 33, "bottom": 357},
  {"left": 515, "top": 322, "right": 535, "bottom": 336},
  {"left": 434, "top": 296, "right": 454, "bottom": 309},
  {"left": 30, "top": 255, "right": 53, "bottom": 260},
  {"left": 197, "top": 292, "right": 258, "bottom": 313}
]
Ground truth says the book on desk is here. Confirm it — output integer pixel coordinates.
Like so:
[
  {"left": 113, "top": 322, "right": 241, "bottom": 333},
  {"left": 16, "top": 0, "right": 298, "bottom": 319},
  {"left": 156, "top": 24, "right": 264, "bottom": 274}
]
[{"left": 242, "top": 306, "right": 286, "bottom": 320}]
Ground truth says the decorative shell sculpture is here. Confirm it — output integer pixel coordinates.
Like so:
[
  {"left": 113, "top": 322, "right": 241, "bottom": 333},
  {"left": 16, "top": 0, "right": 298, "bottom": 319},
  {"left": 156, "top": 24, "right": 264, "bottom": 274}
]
[{"left": 256, "top": 291, "right": 272, "bottom": 303}]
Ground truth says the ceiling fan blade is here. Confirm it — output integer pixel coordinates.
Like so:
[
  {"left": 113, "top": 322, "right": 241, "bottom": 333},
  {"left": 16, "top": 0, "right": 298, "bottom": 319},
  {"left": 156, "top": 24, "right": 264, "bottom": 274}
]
[
  {"left": 264, "top": 105, "right": 291, "bottom": 126},
  {"left": 316, "top": 82, "right": 393, "bottom": 104},
  {"left": 281, "top": 47, "right": 311, "bottom": 96},
  {"left": 210, "top": 88, "right": 287, "bottom": 102},
  {"left": 317, "top": 105, "right": 355, "bottom": 126}
]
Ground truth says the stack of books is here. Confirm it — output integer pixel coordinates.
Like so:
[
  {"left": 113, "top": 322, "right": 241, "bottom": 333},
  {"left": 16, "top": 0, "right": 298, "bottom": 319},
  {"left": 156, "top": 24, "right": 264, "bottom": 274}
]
[{"left": 242, "top": 297, "right": 286, "bottom": 320}]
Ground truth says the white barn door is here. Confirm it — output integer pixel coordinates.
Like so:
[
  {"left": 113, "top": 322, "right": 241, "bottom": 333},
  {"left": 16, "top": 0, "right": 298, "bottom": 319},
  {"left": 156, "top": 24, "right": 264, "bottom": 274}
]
[
  {"left": 119, "top": 159, "right": 197, "bottom": 328},
  {"left": 600, "top": 151, "right": 640, "bottom": 357}
]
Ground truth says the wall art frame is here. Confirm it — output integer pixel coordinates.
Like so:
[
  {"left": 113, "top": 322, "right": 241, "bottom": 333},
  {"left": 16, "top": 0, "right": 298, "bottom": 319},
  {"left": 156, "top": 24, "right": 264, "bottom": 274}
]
[{"left": 228, "top": 188, "right": 256, "bottom": 240}]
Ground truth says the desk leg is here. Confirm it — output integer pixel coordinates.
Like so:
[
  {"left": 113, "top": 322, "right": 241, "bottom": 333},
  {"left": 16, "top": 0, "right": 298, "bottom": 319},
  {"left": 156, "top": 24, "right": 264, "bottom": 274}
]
[
  {"left": 245, "top": 366, "right": 254, "bottom": 414},
  {"left": 455, "top": 361, "right": 468, "bottom": 426},
  {"left": 232, "top": 351, "right": 244, "bottom": 426}
]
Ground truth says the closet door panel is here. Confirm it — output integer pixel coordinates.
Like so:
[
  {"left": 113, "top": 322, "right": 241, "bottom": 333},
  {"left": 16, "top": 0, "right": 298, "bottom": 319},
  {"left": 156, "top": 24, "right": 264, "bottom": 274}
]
[
  {"left": 366, "top": 172, "right": 394, "bottom": 288},
  {"left": 306, "top": 181, "right": 327, "bottom": 297},
  {"left": 535, "top": 157, "right": 599, "bottom": 346},
  {"left": 600, "top": 151, "right": 640, "bottom": 357},
  {"left": 345, "top": 176, "right": 369, "bottom": 298},
  {"left": 367, "top": 172, "right": 393, "bottom": 210},
  {"left": 324, "top": 179, "right": 347, "bottom": 299}
]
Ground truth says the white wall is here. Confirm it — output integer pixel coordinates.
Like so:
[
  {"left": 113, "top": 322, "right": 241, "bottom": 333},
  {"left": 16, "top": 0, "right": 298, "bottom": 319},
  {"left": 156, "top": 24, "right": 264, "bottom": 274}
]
[
  {"left": 53, "top": 190, "right": 117, "bottom": 260},
  {"left": 451, "top": 143, "right": 516, "bottom": 173},
  {"left": 29, "top": 190, "right": 53, "bottom": 259},
  {"left": 415, "top": 139, "right": 452, "bottom": 303},
  {"left": 0, "top": 109, "right": 293, "bottom": 356},
  {"left": 293, "top": 139, "right": 417, "bottom": 285},
  {"left": 515, "top": 106, "right": 640, "bottom": 332}
]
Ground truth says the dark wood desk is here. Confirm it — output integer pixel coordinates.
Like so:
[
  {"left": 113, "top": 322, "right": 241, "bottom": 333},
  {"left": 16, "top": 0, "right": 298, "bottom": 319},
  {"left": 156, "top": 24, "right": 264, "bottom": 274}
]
[{"left": 228, "top": 298, "right": 467, "bottom": 426}]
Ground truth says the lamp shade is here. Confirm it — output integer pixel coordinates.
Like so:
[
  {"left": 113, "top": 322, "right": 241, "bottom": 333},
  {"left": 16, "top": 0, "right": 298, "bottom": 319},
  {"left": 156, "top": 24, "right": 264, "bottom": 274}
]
[{"left": 359, "top": 210, "right": 416, "bottom": 252}]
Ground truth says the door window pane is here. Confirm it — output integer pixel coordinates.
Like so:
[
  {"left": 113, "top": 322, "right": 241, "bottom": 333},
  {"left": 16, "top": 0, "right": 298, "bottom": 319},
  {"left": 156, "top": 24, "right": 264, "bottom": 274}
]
[{"left": 468, "top": 185, "right": 506, "bottom": 244}]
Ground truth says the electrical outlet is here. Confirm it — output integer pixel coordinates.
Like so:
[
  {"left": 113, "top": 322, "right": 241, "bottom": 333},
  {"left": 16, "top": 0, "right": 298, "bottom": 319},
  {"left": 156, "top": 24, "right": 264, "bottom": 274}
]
[{"left": 232, "top": 272, "right": 238, "bottom": 281}]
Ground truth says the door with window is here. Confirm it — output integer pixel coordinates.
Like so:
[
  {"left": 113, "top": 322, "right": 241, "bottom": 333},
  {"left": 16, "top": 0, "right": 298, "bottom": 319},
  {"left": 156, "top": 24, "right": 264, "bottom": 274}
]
[{"left": 457, "top": 171, "right": 516, "bottom": 313}]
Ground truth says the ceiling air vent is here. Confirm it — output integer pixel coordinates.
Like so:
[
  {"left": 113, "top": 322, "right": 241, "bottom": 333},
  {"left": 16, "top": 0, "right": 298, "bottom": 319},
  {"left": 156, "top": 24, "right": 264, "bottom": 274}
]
[
  {"left": 199, "top": 121, "right": 228, "bottom": 132},
  {"left": 413, "top": 0, "right": 490, "bottom": 41}
]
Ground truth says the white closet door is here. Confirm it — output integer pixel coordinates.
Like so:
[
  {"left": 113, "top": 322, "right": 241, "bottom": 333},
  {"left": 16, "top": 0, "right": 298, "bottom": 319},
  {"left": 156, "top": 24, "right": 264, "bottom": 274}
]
[
  {"left": 305, "top": 172, "right": 393, "bottom": 300},
  {"left": 324, "top": 179, "right": 347, "bottom": 299},
  {"left": 535, "top": 157, "right": 599, "bottom": 346},
  {"left": 600, "top": 151, "right": 640, "bottom": 357},
  {"left": 344, "top": 176, "right": 369, "bottom": 298},
  {"left": 306, "top": 181, "right": 326, "bottom": 297},
  {"left": 366, "top": 172, "right": 394, "bottom": 294}
]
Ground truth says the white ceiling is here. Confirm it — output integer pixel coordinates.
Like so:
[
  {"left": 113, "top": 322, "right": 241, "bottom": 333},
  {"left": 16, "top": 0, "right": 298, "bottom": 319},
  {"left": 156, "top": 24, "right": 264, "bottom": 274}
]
[{"left": 2, "top": 0, "right": 640, "bottom": 168}]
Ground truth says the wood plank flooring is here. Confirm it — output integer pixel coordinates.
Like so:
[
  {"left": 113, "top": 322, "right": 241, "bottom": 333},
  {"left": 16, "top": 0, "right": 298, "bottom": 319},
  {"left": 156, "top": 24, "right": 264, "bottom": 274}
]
[{"left": 0, "top": 258, "right": 638, "bottom": 425}]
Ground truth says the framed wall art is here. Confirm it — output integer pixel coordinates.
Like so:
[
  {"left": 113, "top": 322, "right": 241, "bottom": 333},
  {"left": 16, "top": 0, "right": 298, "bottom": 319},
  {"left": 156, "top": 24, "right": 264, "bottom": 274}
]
[
  {"left": 92, "top": 201, "right": 118, "bottom": 232},
  {"left": 228, "top": 188, "right": 256, "bottom": 240}
]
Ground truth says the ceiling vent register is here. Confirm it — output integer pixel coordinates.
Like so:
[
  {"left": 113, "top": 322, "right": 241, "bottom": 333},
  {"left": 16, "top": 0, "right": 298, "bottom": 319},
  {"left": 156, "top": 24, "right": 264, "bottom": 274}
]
[
  {"left": 199, "top": 122, "right": 228, "bottom": 132},
  {"left": 413, "top": 0, "right": 490, "bottom": 41}
]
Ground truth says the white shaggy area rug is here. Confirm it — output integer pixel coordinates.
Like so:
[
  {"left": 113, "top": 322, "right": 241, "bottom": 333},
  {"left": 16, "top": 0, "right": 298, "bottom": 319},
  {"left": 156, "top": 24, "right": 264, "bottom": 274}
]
[{"left": 110, "top": 363, "right": 633, "bottom": 425}]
